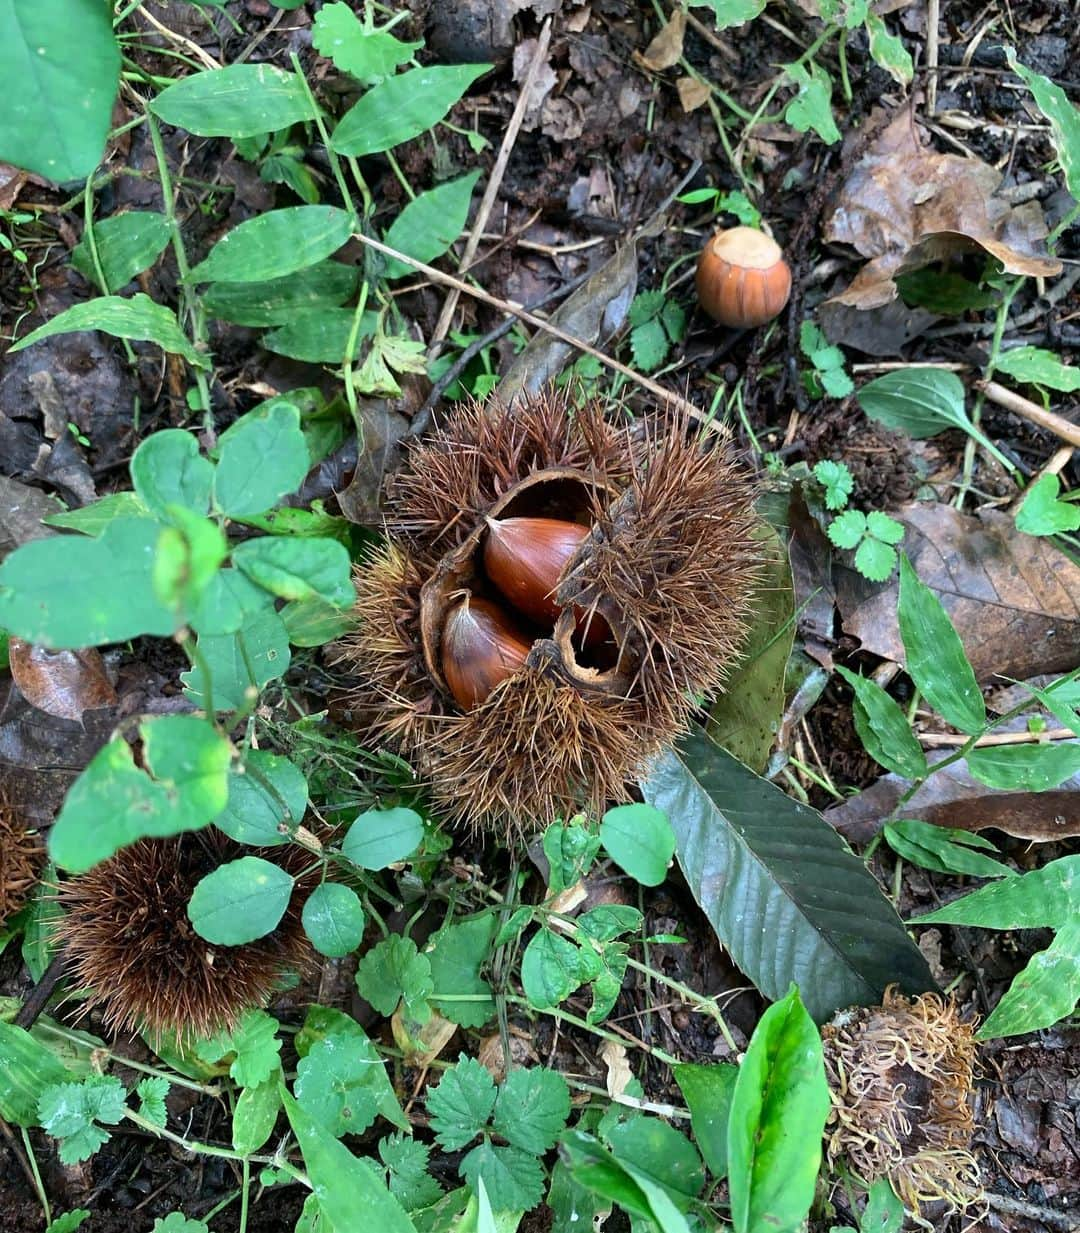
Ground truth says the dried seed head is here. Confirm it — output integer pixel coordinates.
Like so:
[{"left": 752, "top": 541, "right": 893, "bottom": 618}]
[
  {"left": 0, "top": 794, "right": 43, "bottom": 925},
  {"left": 54, "top": 832, "right": 313, "bottom": 1042},
  {"left": 338, "top": 388, "right": 762, "bottom": 836},
  {"left": 821, "top": 988, "right": 982, "bottom": 1216}
]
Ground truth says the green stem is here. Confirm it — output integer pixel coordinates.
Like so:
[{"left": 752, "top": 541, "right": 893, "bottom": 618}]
[
  {"left": 503, "top": 995, "right": 680, "bottom": 1064},
  {"left": 290, "top": 53, "right": 362, "bottom": 227},
  {"left": 624, "top": 956, "right": 737, "bottom": 1053},
  {"left": 240, "top": 1157, "right": 251, "bottom": 1233},
  {"left": 19, "top": 1127, "right": 50, "bottom": 1226},
  {"left": 124, "top": 1108, "right": 309, "bottom": 1178}
]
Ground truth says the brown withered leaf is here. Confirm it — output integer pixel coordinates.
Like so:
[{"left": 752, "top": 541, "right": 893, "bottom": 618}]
[
  {"left": 836, "top": 502, "right": 1080, "bottom": 682},
  {"left": 336, "top": 396, "right": 413, "bottom": 526},
  {"left": 8, "top": 638, "right": 117, "bottom": 721},
  {"left": 825, "top": 754, "right": 1080, "bottom": 844},
  {"left": 824, "top": 109, "right": 1061, "bottom": 313},
  {"left": 677, "top": 76, "right": 711, "bottom": 113},
  {"left": 635, "top": 10, "right": 685, "bottom": 72}
]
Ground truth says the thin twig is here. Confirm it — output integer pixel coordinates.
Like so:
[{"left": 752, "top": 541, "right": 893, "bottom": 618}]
[
  {"left": 430, "top": 18, "right": 553, "bottom": 347},
  {"left": 978, "top": 380, "right": 1080, "bottom": 449},
  {"left": 926, "top": 0, "right": 941, "bottom": 115},
  {"left": 918, "top": 727, "right": 1076, "bottom": 748}
]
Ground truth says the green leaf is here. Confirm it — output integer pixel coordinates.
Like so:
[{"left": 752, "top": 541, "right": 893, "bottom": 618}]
[
  {"left": 606, "top": 1115, "right": 704, "bottom": 1205},
  {"left": 883, "top": 819, "right": 1013, "bottom": 880},
  {"left": 426, "top": 1054, "right": 497, "bottom": 1151},
  {"left": 865, "top": 511, "right": 905, "bottom": 545},
  {"left": 783, "top": 61, "right": 841, "bottom": 144},
  {"left": 641, "top": 729, "right": 935, "bottom": 1021},
  {"left": 188, "top": 856, "right": 294, "bottom": 945},
  {"left": 520, "top": 928, "right": 593, "bottom": 1009},
  {"left": 687, "top": 0, "right": 768, "bottom": 31},
  {"left": 281, "top": 596, "right": 354, "bottom": 647},
  {"left": 0, "top": 1020, "right": 74, "bottom": 1125},
  {"left": 295, "top": 1034, "right": 384, "bottom": 1138},
  {"left": 380, "top": 1134, "right": 444, "bottom": 1212},
  {"left": 10, "top": 293, "right": 205, "bottom": 367},
  {"left": 673, "top": 1063, "right": 737, "bottom": 1180},
  {"left": 312, "top": 3, "right": 421, "bottom": 84},
  {"left": 49, "top": 715, "right": 231, "bottom": 873},
  {"left": 136, "top": 1076, "right": 170, "bottom": 1128},
  {"left": 215, "top": 749, "right": 308, "bottom": 846},
  {"left": 72, "top": 212, "right": 171, "bottom": 293},
  {"left": 180, "top": 606, "right": 292, "bottom": 711},
  {"left": 895, "top": 268, "right": 998, "bottom": 315},
  {"left": 342, "top": 806, "right": 425, "bottom": 870},
  {"left": 812, "top": 460, "right": 854, "bottom": 511},
  {"left": 152, "top": 1217, "right": 208, "bottom": 1233},
  {"left": 1016, "top": 474, "right": 1080, "bottom": 536},
  {"left": 0, "top": 0, "right": 120, "bottom": 182},
  {"left": 630, "top": 318, "right": 669, "bottom": 372},
  {"left": 131, "top": 430, "right": 213, "bottom": 517},
  {"left": 151, "top": 64, "right": 320, "bottom": 139},
  {"left": 384, "top": 172, "right": 482, "bottom": 279},
  {"left": 1007, "top": 54, "right": 1080, "bottom": 201},
  {"left": 355, "top": 935, "right": 433, "bottom": 1021},
  {"left": 202, "top": 261, "right": 359, "bottom": 326},
  {"left": 976, "top": 919, "right": 1080, "bottom": 1039},
  {"left": 827, "top": 508, "right": 866, "bottom": 550},
  {"left": 856, "top": 368, "right": 1011, "bottom": 470},
  {"left": 263, "top": 307, "right": 378, "bottom": 363},
  {"left": 836, "top": 666, "right": 927, "bottom": 780},
  {"left": 196, "top": 1009, "right": 282, "bottom": 1088},
  {"left": 188, "top": 206, "right": 353, "bottom": 285},
  {"left": 39, "top": 1075, "right": 126, "bottom": 1165},
  {"left": 995, "top": 345, "right": 1080, "bottom": 392},
  {"left": 214, "top": 398, "right": 310, "bottom": 517},
  {"left": 331, "top": 64, "right": 491, "bottom": 157},
  {"left": 491, "top": 1068, "right": 570, "bottom": 1154},
  {"left": 864, "top": 13, "right": 913, "bottom": 84},
  {"left": 43, "top": 491, "right": 147, "bottom": 536},
  {"left": 232, "top": 536, "right": 353, "bottom": 606},
  {"left": 233, "top": 1074, "right": 282, "bottom": 1155},
  {"left": 727, "top": 987, "right": 830, "bottom": 1233},
  {"left": 599, "top": 803, "right": 675, "bottom": 886},
  {"left": 426, "top": 915, "right": 497, "bottom": 1028},
  {"left": 542, "top": 819, "right": 601, "bottom": 894},
  {"left": 577, "top": 905, "right": 643, "bottom": 943},
  {"left": 283, "top": 1089, "right": 419, "bottom": 1233},
  {"left": 898, "top": 555, "right": 986, "bottom": 734},
  {"left": 460, "top": 1142, "right": 543, "bottom": 1213},
  {"left": 303, "top": 883, "right": 366, "bottom": 957},
  {"left": 967, "top": 740, "right": 1080, "bottom": 791},
  {"left": 44, "top": 1212, "right": 91, "bottom": 1233}
]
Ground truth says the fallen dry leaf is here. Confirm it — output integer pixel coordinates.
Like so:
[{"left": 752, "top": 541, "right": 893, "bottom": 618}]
[
  {"left": 825, "top": 754, "right": 1080, "bottom": 844},
  {"left": 824, "top": 109, "right": 1061, "bottom": 313},
  {"left": 677, "top": 76, "right": 711, "bottom": 113},
  {"left": 836, "top": 502, "right": 1080, "bottom": 682},
  {"left": 513, "top": 36, "right": 558, "bottom": 127},
  {"left": 601, "top": 1039, "right": 633, "bottom": 1098},
  {"left": 635, "top": 11, "right": 685, "bottom": 72},
  {"left": 8, "top": 639, "right": 117, "bottom": 721}
]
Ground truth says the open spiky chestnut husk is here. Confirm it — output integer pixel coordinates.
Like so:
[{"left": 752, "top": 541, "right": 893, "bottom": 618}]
[
  {"left": 337, "top": 390, "right": 761, "bottom": 834},
  {"left": 0, "top": 793, "right": 43, "bottom": 925}
]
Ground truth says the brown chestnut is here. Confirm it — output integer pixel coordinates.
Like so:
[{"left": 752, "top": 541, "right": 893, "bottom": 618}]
[
  {"left": 695, "top": 225, "right": 791, "bottom": 328},
  {"left": 484, "top": 516, "right": 589, "bottom": 626},
  {"left": 440, "top": 595, "right": 532, "bottom": 710}
]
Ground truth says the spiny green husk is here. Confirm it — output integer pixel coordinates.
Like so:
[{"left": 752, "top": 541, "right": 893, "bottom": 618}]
[
  {"left": 822, "top": 989, "right": 982, "bottom": 1216},
  {"left": 55, "top": 832, "right": 313, "bottom": 1041},
  {"left": 338, "top": 389, "right": 762, "bottom": 834}
]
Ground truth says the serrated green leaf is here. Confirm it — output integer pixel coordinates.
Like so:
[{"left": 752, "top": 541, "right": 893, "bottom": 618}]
[
  {"left": 312, "top": 3, "right": 421, "bottom": 83},
  {"left": 355, "top": 935, "right": 433, "bottom": 1021},
  {"left": 380, "top": 1134, "right": 444, "bottom": 1212},
  {"left": 630, "top": 318, "right": 669, "bottom": 372},
  {"left": 136, "top": 1076, "right": 170, "bottom": 1128},
  {"left": 865, "top": 511, "right": 905, "bottom": 544},
  {"left": 188, "top": 856, "right": 294, "bottom": 945},
  {"left": 461, "top": 1142, "right": 544, "bottom": 1213},
  {"left": 812, "top": 461, "right": 854, "bottom": 511},
  {"left": 426, "top": 1055, "right": 497, "bottom": 1151},
  {"left": 853, "top": 537, "right": 897, "bottom": 582},
  {"left": 72, "top": 212, "right": 171, "bottom": 293},
  {"left": 836, "top": 666, "right": 927, "bottom": 779},
  {"left": 827, "top": 508, "right": 866, "bottom": 550},
  {"left": 491, "top": 1068, "right": 570, "bottom": 1154},
  {"left": 151, "top": 64, "right": 319, "bottom": 139}
]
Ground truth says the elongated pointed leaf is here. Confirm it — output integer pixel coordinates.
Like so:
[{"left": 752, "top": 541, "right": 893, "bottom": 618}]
[
  {"left": 641, "top": 728, "right": 935, "bottom": 1021},
  {"left": 188, "top": 207, "right": 353, "bottom": 284},
  {"left": 151, "top": 64, "right": 319, "bottom": 139}
]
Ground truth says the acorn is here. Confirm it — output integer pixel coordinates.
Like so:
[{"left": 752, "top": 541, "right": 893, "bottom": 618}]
[
  {"left": 695, "top": 225, "right": 792, "bottom": 327},
  {"left": 441, "top": 595, "right": 532, "bottom": 710}
]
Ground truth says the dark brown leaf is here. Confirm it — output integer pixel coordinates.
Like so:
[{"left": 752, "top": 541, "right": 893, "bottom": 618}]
[{"left": 8, "top": 639, "right": 117, "bottom": 721}]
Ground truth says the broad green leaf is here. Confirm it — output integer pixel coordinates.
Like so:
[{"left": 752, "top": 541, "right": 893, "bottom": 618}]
[
  {"left": 641, "top": 728, "right": 935, "bottom": 1021},
  {"left": 180, "top": 606, "right": 292, "bottom": 711},
  {"left": 215, "top": 749, "right": 308, "bottom": 846},
  {"left": 897, "top": 554, "right": 986, "bottom": 735},
  {"left": 195, "top": 1011, "right": 283, "bottom": 1086},
  {"left": 1016, "top": 474, "right": 1080, "bottom": 536},
  {"left": 1025, "top": 675, "right": 1080, "bottom": 736},
  {"left": 312, "top": 3, "right": 422, "bottom": 83},
  {"left": 188, "top": 855, "right": 294, "bottom": 945},
  {"left": 131, "top": 430, "right": 213, "bottom": 516},
  {"left": 520, "top": 928, "right": 592, "bottom": 1010},
  {"left": 977, "top": 919, "right": 1080, "bottom": 1038},
  {"left": 10, "top": 294, "right": 206, "bottom": 367},
  {"left": 995, "top": 345, "right": 1080, "bottom": 392},
  {"left": 606, "top": 1116, "right": 704, "bottom": 1206},
  {"left": 543, "top": 819, "right": 601, "bottom": 894},
  {"left": 43, "top": 491, "right": 147, "bottom": 536},
  {"left": 263, "top": 307, "right": 379, "bottom": 363},
  {"left": 188, "top": 206, "right": 353, "bottom": 284},
  {"left": 967, "top": 740, "right": 1080, "bottom": 791},
  {"left": 295, "top": 1034, "right": 385, "bottom": 1137},
  {"left": 232, "top": 1073, "right": 282, "bottom": 1155},
  {"left": 151, "top": 64, "right": 320, "bottom": 139},
  {"left": 0, "top": 0, "right": 120, "bottom": 182},
  {"left": 49, "top": 715, "right": 231, "bottom": 872},
  {"left": 853, "top": 537, "right": 898, "bottom": 583},
  {"left": 72, "top": 212, "right": 171, "bottom": 293},
  {"left": 864, "top": 13, "right": 913, "bottom": 84},
  {"left": 426, "top": 1054, "right": 496, "bottom": 1151},
  {"left": 836, "top": 666, "right": 927, "bottom": 780},
  {"left": 460, "top": 1142, "right": 543, "bottom": 1213},
  {"left": 0, "top": 517, "right": 175, "bottom": 648},
  {"left": 426, "top": 915, "right": 497, "bottom": 1028},
  {"left": 355, "top": 935, "right": 433, "bottom": 1021},
  {"left": 0, "top": 1020, "right": 73, "bottom": 1125},
  {"left": 331, "top": 64, "right": 491, "bottom": 157},
  {"left": 152, "top": 1217, "right": 208, "bottom": 1233},
  {"left": 727, "top": 988, "right": 829, "bottom": 1233},
  {"left": 560, "top": 1131, "right": 652, "bottom": 1220},
  {"left": 383, "top": 172, "right": 482, "bottom": 278},
  {"left": 895, "top": 268, "right": 998, "bottom": 315},
  {"left": 232, "top": 536, "right": 352, "bottom": 607},
  {"left": 283, "top": 1090, "right": 418, "bottom": 1233},
  {"left": 281, "top": 596, "right": 354, "bottom": 647},
  {"left": 1007, "top": 55, "right": 1080, "bottom": 201},
  {"left": 44, "top": 1212, "right": 91, "bottom": 1233},
  {"left": 857, "top": 369, "right": 1012, "bottom": 471},
  {"left": 341, "top": 806, "right": 424, "bottom": 870},
  {"left": 673, "top": 1062, "right": 737, "bottom": 1180},
  {"left": 187, "top": 567, "right": 274, "bottom": 637},
  {"left": 687, "top": 0, "right": 768, "bottom": 30},
  {"left": 213, "top": 399, "right": 310, "bottom": 517},
  {"left": 599, "top": 803, "right": 675, "bottom": 886},
  {"left": 302, "top": 883, "right": 366, "bottom": 957},
  {"left": 708, "top": 526, "right": 795, "bottom": 772},
  {"left": 783, "top": 61, "right": 840, "bottom": 145},
  {"left": 491, "top": 1068, "right": 570, "bottom": 1154},
  {"left": 202, "top": 261, "right": 359, "bottom": 326},
  {"left": 883, "top": 818, "right": 1012, "bottom": 880}
]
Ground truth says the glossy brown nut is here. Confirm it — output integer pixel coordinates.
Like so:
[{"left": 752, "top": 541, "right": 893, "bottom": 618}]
[
  {"left": 695, "top": 225, "right": 792, "bottom": 328},
  {"left": 440, "top": 595, "right": 532, "bottom": 710}
]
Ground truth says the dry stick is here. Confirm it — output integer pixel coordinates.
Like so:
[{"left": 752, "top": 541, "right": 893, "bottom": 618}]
[
  {"left": 355, "top": 232, "right": 702, "bottom": 418},
  {"left": 978, "top": 379, "right": 1080, "bottom": 449},
  {"left": 430, "top": 18, "right": 554, "bottom": 349},
  {"left": 925, "top": 0, "right": 941, "bottom": 116},
  {"left": 919, "top": 727, "right": 1076, "bottom": 748}
]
